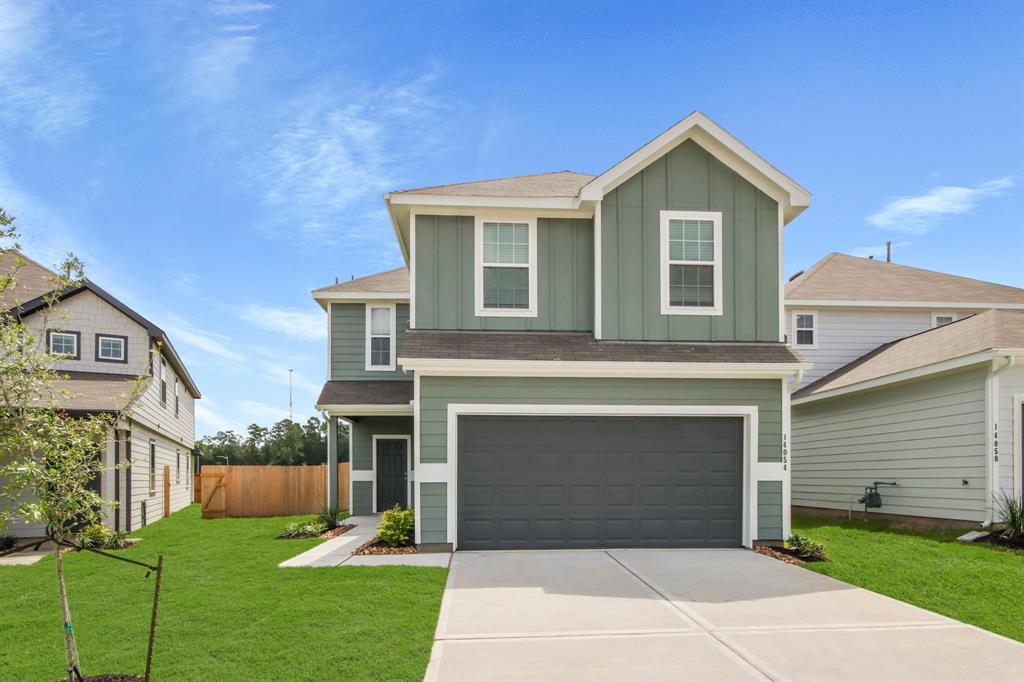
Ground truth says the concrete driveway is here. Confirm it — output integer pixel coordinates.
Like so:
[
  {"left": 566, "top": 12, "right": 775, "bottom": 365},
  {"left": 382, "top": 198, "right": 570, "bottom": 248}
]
[{"left": 425, "top": 549, "right": 1024, "bottom": 682}]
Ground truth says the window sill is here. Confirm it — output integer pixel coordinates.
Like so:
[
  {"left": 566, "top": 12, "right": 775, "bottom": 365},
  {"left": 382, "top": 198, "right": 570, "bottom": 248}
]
[
  {"left": 475, "top": 307, "right": 538, "bottom": 318},
  {"left": 364, "top": 365, "right": 397, "bottom": 372},
  {"left": 660, "top": 305, "right": 723, "bottom": 317}
]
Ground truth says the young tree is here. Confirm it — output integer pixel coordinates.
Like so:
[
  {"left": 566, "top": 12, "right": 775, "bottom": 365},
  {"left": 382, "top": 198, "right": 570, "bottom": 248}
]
[{"left": 0, "top": 210, "right": 141, "bottom": 681}]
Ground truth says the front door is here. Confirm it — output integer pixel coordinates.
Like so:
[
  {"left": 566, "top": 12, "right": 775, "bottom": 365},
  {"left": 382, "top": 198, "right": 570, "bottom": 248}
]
[{"left": 376, "top": 438, "right": 408, "bottom": 511}]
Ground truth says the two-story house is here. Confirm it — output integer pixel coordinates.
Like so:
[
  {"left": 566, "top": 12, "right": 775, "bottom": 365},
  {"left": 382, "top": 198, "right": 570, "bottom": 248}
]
[
  {"left": 784, "top": 253, "right": 1024, "bottom": 524},
  {"left": 315, "top": 112, "right": 812, "bottom": 550},
  {"left": 2, "top": 252, "right": 200, "bottom": 537}
]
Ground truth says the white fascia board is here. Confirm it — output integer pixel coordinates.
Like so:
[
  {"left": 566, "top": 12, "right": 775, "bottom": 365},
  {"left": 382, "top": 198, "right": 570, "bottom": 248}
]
[
  {"left": 316, "top": 404, "right": 414, "bottom": 416},
  {"left": 386, "top": 193, "right": 583, "bottom": 210},
  {"left": 384, "top": 196, "right": 410, "bottom": 263},
  {"left": 579, "top": 112, "right": 810, "bottom": 224},
  {"left": 313, "top": 292, "right": 410, "bottom": 305},
  {"left": 785, "top": 299, "right": 1024, "bottom": 310},
  {"left": 792, "top": 349, "right": 1024, "bottom": 406},
  {"left": 396, "top": 357, "right": 810, "bottom": 379}
]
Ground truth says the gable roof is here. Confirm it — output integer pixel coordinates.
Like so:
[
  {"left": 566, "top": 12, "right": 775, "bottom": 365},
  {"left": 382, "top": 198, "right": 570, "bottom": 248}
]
[
  {"left": 793, "top": 308, "right": 1024, "bottom": 401},
  {"left": 390, "top": 171, "right": 594, "bottom": 199},
  {"left": 0, "top": 251, "right": 61, "bottom": 310},
  {"left": 312, "top": 267, "right": 409, "bottom": 308},
  {"left": 578, "top": 112, "right": 810, "bottom": 222},
  {"left": 786, "top": 253, "right": 1024, "bottom": 307},
  {"left": 4, "top": 252, "right": 201, "bottom": 398}
]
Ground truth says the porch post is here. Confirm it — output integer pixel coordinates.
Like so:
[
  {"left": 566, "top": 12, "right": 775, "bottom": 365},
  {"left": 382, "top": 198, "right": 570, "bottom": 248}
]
[{"left": 327, "top": 415, "right": 339, "bottom": 511}]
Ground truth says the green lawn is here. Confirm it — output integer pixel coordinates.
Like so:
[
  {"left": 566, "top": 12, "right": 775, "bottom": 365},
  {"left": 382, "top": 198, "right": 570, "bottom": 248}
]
[
  {"left": 0, "top": 505, "right": 448, "bottom": 681},
  {"left": 793, "top": 513, "right": 1024, "bottom": 642}
]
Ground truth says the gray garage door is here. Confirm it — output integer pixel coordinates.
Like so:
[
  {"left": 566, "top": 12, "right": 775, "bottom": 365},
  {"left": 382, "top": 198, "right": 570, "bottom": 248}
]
[{"left": 457, "top": 415, "right": 743, "bottom": 550}]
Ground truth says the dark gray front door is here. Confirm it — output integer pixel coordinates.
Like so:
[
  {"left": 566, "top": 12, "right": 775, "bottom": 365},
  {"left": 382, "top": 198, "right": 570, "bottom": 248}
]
[
  {"left": 458, "top": 416, "right": 743, "bottom": 550},
  {"left": 376, "top": 439, "right": 408, "bottom": 511}
]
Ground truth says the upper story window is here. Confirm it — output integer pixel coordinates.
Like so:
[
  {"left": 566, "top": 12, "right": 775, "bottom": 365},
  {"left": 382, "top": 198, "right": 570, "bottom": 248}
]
[
  {"left": 149, "top": 439, "right": 157, "bottom": 494},
  {"left": 793, "top": 311, "right": 817, "bottom": 349},
  {"left": 932, "top": 312, "right": 956, "bottom": 328},
  {"left": 47, "top": 330, "right": 81, "bottom": 359},
  {"left": 475, "top": 217, "right": 537, "bottom": 317},
  {"left": 660, "top": 211, "right": 723, "bottom": 316},
  {"left": 160, "top": 357, "right": 168, "bottom": 406},
  {"left": 174, "top": 376, "right": 180, "bottom": 417},
  {"left": 365, "top": 304, "right": 396, "bottom": 371},
  {"left": 95, "top": 334, "right": 127, "bottom": 363}
]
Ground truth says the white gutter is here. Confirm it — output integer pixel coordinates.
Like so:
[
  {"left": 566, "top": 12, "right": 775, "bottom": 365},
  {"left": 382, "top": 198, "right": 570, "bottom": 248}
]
[
  {"left": 983, "top": 354, "right": 1017, "bottom": 527},
  {"left": 397, "top": 357, "right": 811, "bottom": 380}
]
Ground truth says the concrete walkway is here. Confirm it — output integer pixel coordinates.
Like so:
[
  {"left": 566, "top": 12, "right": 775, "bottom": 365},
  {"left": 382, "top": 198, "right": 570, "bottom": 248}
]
[
  {"left": 0, "top": 539, "right": 50, "bottom": 566},
  {"left": 279, "top": 515, "right": 450, "bottom": 568},
  {"left": 425, "top": 549, "right": 1024, "bottom": 681}
]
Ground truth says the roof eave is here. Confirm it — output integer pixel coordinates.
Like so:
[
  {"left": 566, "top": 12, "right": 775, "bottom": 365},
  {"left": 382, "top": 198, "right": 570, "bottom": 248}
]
[{"left": 397, "top": 356, "right": 810, "bottom": 379}]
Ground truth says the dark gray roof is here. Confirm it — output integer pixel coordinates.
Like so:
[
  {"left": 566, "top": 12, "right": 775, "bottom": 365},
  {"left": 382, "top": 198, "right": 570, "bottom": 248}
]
[
  {"left": 400, "top": 330, "right": 804, "bottom": 364},
  {"left": 316, "top": 380, "right": 413, "bottom": 406}
]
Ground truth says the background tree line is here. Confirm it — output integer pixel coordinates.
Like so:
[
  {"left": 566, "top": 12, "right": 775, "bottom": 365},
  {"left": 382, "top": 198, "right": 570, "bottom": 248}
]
[{"left": 196, "top": 416, "right": 349, "bottom": 466}]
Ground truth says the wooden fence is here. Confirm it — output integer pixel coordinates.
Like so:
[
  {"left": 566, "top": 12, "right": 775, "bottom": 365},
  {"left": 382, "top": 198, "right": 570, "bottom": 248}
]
[{"left": 199, "top": 464, "right": 350, "bottom": 519}]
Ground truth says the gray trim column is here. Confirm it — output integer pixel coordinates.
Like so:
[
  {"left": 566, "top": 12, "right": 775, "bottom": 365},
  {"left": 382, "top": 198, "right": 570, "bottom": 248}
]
[{"left": 327, "top": 415, "right": 339, "bottom": 510}]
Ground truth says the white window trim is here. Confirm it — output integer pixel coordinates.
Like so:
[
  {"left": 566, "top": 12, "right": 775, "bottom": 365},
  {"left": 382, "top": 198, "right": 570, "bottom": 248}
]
[
  {"left": 792, "top": 310, "right": 818, "bottom": 350},
  {"left": 96, "top": 334, "right": 126, "bottom": 361},
  {"left": 931, "top": 311, "right": 957, "bottom": 328},
  {"left": 49, "top": 331, "right": 78, "bottom": 357},
  {"left": 474, "top": 216, "right": 538, "bottom": 318},
  {"left": 659, "top": 210, "right": 723, "bottom": 316},
  {"left": 364, "top": 303, "right": 397, "bottom": 372}
]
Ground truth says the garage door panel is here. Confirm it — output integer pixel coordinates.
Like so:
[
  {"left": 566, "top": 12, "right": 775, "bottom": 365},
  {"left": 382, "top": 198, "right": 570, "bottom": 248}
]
[{"left": 458, "top": 416, "right": 743, "bottom": 550}]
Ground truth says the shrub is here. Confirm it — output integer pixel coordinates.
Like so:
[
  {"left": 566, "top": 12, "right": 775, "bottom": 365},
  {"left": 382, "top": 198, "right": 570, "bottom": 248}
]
[
  {"left": 281, "top": 520, "right": 327, "bottom": 539},
  {"left": 377, "top": 505, "right": 414, "bottom": 547},
  {"left": 105, "top": 530, "right": 132, "bottom": 550},
  {"left": 786, "top": 534, "right": 828, "bottom": 561},
  {"left": 317, "top": 506, "right": 347, "bottom": 530},
  {"left": 76, "top": 524, "right": 112, "bottom": 549},
  {"left": 0, "top": 534, "right": 14, "bottom": 553},
  {"left": 998, "top": 494, "right": 1024, "bottom": 538}
]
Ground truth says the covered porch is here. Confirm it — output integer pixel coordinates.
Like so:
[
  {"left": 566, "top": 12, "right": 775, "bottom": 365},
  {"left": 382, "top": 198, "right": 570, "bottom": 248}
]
[{"left": 317, "top": 380, "right": 415, "bottom": 516}]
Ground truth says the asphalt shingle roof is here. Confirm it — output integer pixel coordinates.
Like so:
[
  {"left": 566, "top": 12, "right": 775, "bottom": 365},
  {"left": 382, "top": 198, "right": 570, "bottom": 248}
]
[
  {"left": 390, "top": 171, "right": 595, "bottom": 199},
  {"left": 314, "top": 267, "right": 409, "bottom": 295},
  {"left": 316, "top": 380, "right": 413, "bottom": 406}
]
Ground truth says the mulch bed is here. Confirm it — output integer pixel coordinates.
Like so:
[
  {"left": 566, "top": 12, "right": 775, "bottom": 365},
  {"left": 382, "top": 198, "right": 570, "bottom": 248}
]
[
  {"left": 980, "top": 533, "right": 1024, "bottom": 550},
  {"left": 755, "top": 545, "right": 804, "bottom": 565},
  {"left": 320, "top": 524, "right": 355, "bottom": 540},
  {"left": 354, "top": 537, "right": 417, "bottom": 555},
  {"left": 57, "top": 676, "right": 143, "bottom": 681}
]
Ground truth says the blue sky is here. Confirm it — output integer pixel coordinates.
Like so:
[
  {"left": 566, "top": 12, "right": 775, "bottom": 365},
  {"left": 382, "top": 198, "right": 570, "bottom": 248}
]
[{"left": 1, "top": 0, "right": 1021, "bottom": 437}]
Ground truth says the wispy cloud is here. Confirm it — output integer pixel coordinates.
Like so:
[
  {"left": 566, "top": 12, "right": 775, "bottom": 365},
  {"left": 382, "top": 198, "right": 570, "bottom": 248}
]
[
  {"left": 868, "top": 177, "right": 1015, "bottom": 234},
  {"left": 246, "top": 70, "right": 451, "bottom": 248},
  {"left": 195, "top": 400, "right": 237, "bottom": 433},
  {"left": 235, "top": 399, "right": 289, "bottom": 422},
  {"left": 164, "top": 318, "right": 245, "bottom": 363},
  {"left": 237, "top": 304, "right": 326, "bottom": 341},
  {"left": 849, "top": 240, "right": 913, "bottom": 259},
  {"left": 0, "top": 1, "right": 97, "bottom": 139},
  {"left": 179, "top": 34, "right": 257, "bottom": 104},
  {"left": 211, "top": 1, "right": 273, "bottom": 15}
]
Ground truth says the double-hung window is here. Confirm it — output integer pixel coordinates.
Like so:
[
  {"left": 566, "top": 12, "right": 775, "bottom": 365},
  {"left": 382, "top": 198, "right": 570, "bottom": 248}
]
[
  {"left": 174, "top": 377, "right": 180, "bottom": 418},
  {"left": 47, "top": 330, "right": 80, "bottom": 359},
  {"left": 793, "top": 311, "right": 817, "bottom": 348},
  {"left": 660, "top": 211, "right": 723, "bottom": 316},
  {"left": 932, "top": 312, "right": 956, "bottom": 328},
  {"left": 475, "top": 217, "right": 537, "bottom": 317},
  {"left": 160, "top": 358, "right": 168, "bottom": 406},
  {"left": 96, "top": 334, "right": 127, "bottom": 363},
  {"left": 149, "top": 440, "right": 157, "bottom": 494},
  {"left": 365, "top": 304, "right": 396, "bottom": 371}
]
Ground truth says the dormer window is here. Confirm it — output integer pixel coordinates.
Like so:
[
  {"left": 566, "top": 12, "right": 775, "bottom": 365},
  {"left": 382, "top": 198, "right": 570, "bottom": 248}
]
[
  {"left": 47, "top": 330, "right": 81, "bottom": 359},
  {"left": 475, "top": 217, "right": 537, "bottom": 317},
  {"left": 660, "top": 211, "right": 723, "bottom": 316},
  {"left": 365, "top": 304, "right": 396, "bottom": 371}
]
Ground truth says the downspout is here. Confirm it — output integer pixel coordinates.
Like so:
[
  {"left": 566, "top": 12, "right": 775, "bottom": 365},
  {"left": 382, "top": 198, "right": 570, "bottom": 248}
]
[{"left": 983, "top": 355, "right": 1016, "bottom": 527}]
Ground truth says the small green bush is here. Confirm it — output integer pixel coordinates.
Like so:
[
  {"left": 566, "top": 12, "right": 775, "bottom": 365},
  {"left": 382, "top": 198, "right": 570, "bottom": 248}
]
[
  {"left": 281, "top": 520, "right": 327, "bottom": 539},
  {"left": 0, "top": 534, "right": 15, "bottom": 552},
  {"left": 998, "top": 494, "right": 1024, "bottom": 538},
  {"left": 377, "top": 505, "right": 414, "bottom": 547},
  {"left": 105, "top": 530, "right": 132, "bottom": 550},
  {"left": 317, "top": 506, "right": 347, "bottom": 529},
  {"left": 787, "top": 534, "right": 828, "bottom": 561},
  {"left": 76, "top": 524, "right": 133, "bottom": 550}
]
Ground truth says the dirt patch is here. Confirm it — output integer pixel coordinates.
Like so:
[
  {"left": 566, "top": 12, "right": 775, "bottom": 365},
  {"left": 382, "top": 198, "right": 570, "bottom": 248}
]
[
  {"left": 320, "top": 524, "right": 355, "bottom": 540},
  {"left": 755, "top": 545, "right": 804, "bottom": 565},
  {"left": 354, "top": 537, "right": 417, "bottom": 555}
]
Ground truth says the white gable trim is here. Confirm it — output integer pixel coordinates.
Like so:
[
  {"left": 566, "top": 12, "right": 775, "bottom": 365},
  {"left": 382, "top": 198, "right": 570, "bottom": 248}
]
[
  {"left": 579, "top": 112, "right": 810, "bottom": 224},
  {"left": 786, "top": 299, "right": 1024, "bottom": 310}
]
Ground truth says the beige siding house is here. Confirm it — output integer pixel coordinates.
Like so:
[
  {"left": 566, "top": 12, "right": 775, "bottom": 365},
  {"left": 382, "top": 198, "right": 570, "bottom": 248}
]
[
  {"left": 786, "top": 255, "right": 1024, "bottom": 524},
  {"left": 2, "top": 253, "right": 200, "bottom": 537}
]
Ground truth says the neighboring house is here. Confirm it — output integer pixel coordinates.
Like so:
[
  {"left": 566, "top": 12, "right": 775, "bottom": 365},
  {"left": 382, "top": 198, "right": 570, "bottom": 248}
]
[
  {"left": 1, "top": 252, "right": 200, "bottom": 537},
  {"left": 786, "top": 254, "right": 1024, "bottom": 524},
  {"left": 314, "top": 111, "right": 811, "bottom": 550}
]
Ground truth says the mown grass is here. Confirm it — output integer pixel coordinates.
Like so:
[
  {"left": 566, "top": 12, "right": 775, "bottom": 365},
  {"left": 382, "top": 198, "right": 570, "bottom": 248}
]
[
  {"left": 0, "top": 505, "right": 447, "bottom": 681},
  {"left": 793, "top": 513, "right": 1024, "bottom": 642}
]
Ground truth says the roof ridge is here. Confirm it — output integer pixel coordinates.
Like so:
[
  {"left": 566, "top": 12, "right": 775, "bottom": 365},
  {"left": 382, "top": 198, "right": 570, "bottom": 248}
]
[
  {"left": 831, "top": 252, "right": 1023, "bottom": 291},
  {"left": 314, "top": 265, "right": 408, "bottom": 292},
  {"left": 786, "top": 252, "right": 839, "bottom": 294},
  {"left": 390, "top": 170, "right": 594, "bottom": 195}
]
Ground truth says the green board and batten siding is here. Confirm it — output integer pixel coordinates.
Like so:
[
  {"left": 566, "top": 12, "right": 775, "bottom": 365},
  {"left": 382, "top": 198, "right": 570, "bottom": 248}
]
[
  {"left": 330, "top": 303, "right": 411, "bottom": 381},
  {"left": 352, "top": 481, "right": 373, "bottom": 516},
  {"left": 351, "top": 417, "right": 414, "bottom": 471},
  {"left": 414, "top": 215, "right": 594, "bottom": 331},
  {"left": 757, "top": 481, "right": 783, "bottom": 540},
  {"left": 420, "top": 482, "right": 448, "bottom": 544},
  {"left": 601, "top": 139, "right": 780, "bottom": 342}
]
